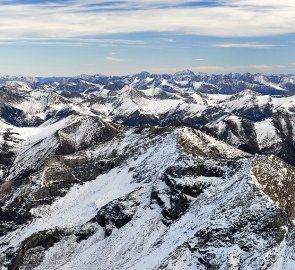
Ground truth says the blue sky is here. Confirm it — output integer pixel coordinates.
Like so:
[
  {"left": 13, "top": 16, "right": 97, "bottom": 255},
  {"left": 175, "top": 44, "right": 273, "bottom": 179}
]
[{"left": 0, "top": 0, "right": 294, "bottom": 76}]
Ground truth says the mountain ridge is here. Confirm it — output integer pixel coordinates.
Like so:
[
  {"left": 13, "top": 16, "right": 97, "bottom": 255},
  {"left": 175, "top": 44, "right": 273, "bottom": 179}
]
[{"left": 1, "top": 72, "right": 295, "bottom": 269}]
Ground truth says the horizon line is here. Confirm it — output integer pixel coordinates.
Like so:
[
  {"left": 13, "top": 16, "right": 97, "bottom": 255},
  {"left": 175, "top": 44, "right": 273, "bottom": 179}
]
[{"left": 0, "top": 70, "right": 294, "bottom": 78}]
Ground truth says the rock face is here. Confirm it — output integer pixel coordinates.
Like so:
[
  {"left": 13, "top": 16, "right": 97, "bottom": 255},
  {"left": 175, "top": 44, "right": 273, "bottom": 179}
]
[
  {"left": 0, "top": 72, "right": 295, "bottom": 269},
  {"left": 251, "top": 156, "right": 295, "bottom": 220}
]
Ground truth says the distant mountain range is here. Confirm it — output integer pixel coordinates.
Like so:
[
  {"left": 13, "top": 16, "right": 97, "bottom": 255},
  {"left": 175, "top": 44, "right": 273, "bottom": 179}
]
[{"left": 0, "top": 70, "right": 294, "bottom": 95}]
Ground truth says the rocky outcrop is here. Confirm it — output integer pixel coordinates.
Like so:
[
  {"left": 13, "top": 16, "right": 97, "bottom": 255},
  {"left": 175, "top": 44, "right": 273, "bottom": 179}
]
[
  {"left": 2, "top": 228, "right": 69, "bottom": 270},
  {"left": 251, "top": 155, "right": 295, "bottom": 220},
  {"left": 91, "top": 193, "right": 139, "bottom": 237},
  {"left": 57, "top": 116, "right": 122, "bottom": 154}
]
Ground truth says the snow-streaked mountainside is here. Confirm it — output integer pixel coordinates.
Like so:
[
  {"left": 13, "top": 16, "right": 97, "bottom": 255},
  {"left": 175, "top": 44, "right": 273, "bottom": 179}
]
[{"left": 1, "top": 71, "right": 295, "bottom": 269}]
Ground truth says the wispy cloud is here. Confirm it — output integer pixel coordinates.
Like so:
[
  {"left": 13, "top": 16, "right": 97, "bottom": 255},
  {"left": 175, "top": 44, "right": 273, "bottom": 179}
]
[
  {"left": 0, "top": 37, "right": 147, "bottom": 47},
  {"left": 159, "top": 38, "right": 175, "bottom": 43},
  {"left": 0, "top": 0, "right": 294, "bottom": 76},
  {"left": 190, "top": 64, "right": 288, "bottom": 73},
  {"left": 212, "top": 43, "right": 276, "bottom": 48},
  {"left": 191, "top": 65, "right": 225, "bottom": 71},
  {"left": 243, "top": 64, "right": 287, "bottom": 69},
  {"left": 0, "top": 0, "right": 293, "bottom": 42},
  {"left": 106, "top": 56, "right": 131, "bottom": 62}
]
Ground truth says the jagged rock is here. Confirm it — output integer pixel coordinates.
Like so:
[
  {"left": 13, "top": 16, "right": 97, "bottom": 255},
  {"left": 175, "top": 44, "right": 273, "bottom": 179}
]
[
  {"left": 251, "top": 155, "right": 295, "bottom": 219},
  {"left": 91, "top": 193, "right": 139, "bottom": 237},
  {"left": 3, "top": 229, "right": 66, "bottom": 270}
]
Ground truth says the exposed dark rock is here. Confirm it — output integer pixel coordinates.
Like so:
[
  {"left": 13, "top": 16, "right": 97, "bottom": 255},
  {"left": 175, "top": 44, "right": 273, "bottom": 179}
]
[
  {"left": 91, "top": 193, "right": 138, "bottom": 237},
  {"left": 252, "top": 155, "right": 295, "bottom": 220},
  {"left": 4, "top": 228, "right": 66, "bottom": 270}
]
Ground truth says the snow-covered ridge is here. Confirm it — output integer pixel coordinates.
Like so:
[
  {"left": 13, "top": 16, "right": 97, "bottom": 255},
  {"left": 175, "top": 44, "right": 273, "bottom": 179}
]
[
  {"left": 0, "top": 71, "right": 294, "bottom": 95},
  {"left": 1, "top": 72, "right": 295, "bottom": 269},
  {"left": 1, "top": 117, "right": 294, "bottom": 269}
]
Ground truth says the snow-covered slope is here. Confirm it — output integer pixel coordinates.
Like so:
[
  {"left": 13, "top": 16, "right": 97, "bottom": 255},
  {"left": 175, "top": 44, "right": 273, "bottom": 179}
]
[
  {"left": 1, "top": 72, "right": 295, "bottom": 269},
  {"left": 1, "top": 117, "right": 295, "bottom": 269}
]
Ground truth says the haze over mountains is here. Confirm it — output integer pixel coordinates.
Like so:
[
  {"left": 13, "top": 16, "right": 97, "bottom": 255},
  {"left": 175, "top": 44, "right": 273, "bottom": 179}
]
[{"left": 1, "top": 70, "right": 295, "bottom": 269}]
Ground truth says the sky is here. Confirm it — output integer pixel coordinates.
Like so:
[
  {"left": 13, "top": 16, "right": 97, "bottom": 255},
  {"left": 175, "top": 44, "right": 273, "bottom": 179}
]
[{"left": 0, "top": 0, "right": 295, "bottom": 76}]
